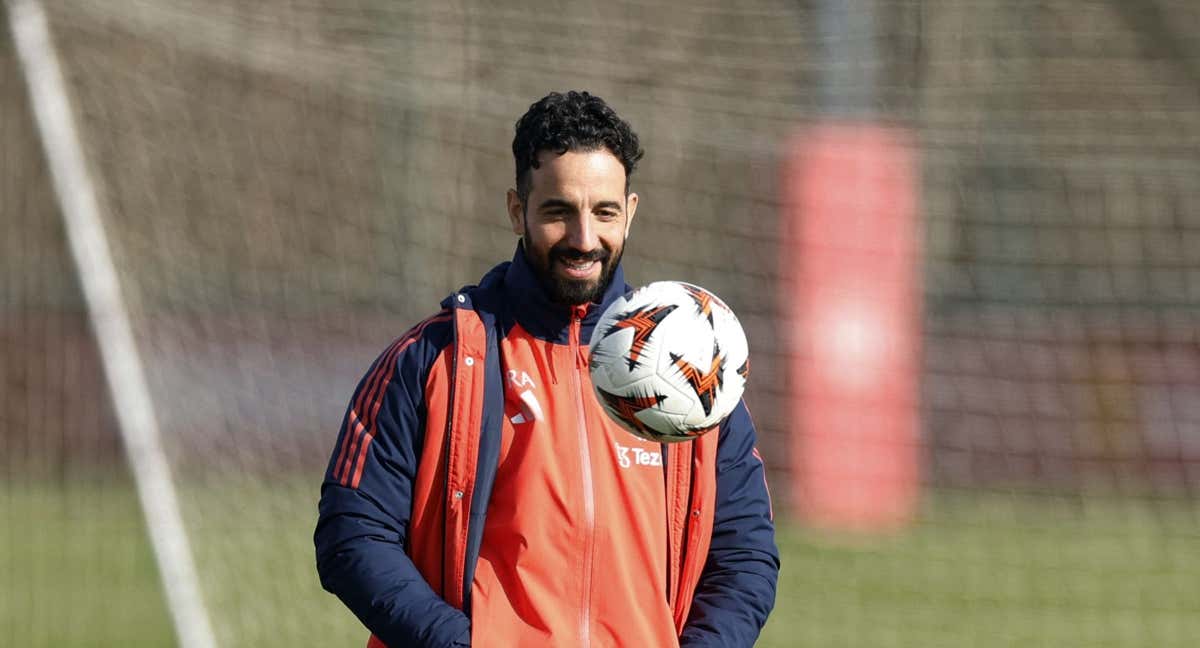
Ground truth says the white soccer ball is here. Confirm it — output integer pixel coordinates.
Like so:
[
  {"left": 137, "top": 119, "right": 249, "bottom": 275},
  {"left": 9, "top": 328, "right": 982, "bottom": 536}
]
[{"left": 588, "top": 281, "right": 749, "bottom": 443}]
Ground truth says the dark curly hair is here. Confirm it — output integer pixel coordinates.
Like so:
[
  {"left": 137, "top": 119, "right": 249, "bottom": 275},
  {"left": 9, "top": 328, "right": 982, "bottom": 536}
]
[{"left": 512, "top": 91, "right": 644, "bottom": 204}]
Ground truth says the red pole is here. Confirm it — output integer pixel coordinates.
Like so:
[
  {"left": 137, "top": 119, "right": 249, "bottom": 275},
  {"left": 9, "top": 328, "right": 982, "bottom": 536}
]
[{"left": 782, "top": 122, "right": 922, "bottom": 533}]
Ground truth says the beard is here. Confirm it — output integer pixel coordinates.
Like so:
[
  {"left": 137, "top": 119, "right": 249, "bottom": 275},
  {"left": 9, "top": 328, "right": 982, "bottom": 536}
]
[{"left": 524, "top": 230, "right": 623, "bottom": 305}]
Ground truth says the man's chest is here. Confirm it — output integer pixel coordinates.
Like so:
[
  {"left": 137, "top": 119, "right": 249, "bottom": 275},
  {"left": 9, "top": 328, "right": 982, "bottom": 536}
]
[{"left": 496, "top": 331, "right": 666, "bottom": 494}]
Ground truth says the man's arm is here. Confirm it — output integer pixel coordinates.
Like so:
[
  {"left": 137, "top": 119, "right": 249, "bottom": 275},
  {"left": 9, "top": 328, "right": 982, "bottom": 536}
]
[
  {"left": 679, "top": 401, "right": 781, "bottom": 647},
  {"left": 316, "top": 486, "right": 470, "bottom": 647},
  {"left": 314, "top": 320, "right": 471, "bottom": 648}
]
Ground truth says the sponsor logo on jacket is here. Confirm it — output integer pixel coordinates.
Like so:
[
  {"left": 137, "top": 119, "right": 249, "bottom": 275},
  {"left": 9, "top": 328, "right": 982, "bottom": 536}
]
[{"left": 613, "top": 441, "right": 661, "bottom": 469}]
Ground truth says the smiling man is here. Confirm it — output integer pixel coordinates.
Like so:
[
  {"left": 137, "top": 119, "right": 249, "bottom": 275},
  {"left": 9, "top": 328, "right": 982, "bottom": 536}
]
[{"left": 315, "top": 91, "right": 779, "bottom": 648}]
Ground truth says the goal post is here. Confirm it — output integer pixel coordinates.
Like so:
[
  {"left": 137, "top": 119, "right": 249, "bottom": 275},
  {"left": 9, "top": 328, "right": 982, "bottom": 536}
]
[{"left": 5, "top": 1, "right": 218, "bottom": 647}]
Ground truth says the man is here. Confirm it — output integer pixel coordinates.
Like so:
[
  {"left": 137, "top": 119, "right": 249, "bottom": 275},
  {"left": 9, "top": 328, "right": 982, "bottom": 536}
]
[{"left": 315, "top": 91, "right": 779, "bottom": 648}]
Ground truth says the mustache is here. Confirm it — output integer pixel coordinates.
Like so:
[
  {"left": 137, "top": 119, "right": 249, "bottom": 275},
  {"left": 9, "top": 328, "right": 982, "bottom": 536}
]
[{"left": 549, "top": 246, "right": 610, "bottom": 264}]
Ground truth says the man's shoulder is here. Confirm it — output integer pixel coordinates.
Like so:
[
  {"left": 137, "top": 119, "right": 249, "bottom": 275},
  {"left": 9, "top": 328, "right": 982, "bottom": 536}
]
[
  {"left": 376, "top": 258, "right": 512, "bottom": 365},
  {"left": 442, "top": 261, "right": 511, "bottom": 313},
  {"left": 370, "top": 309, "right": 457, "bottom": 374},
  {"left": 399, "top": 257, "right": 509, "bottom": 353},
  {"left": 427, "top": 261, "right": 513, "bottom": 339}
]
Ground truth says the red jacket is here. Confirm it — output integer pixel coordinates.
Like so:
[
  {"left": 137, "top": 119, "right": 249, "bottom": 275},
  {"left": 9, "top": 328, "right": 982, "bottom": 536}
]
[{"left": 315, "top": 247, "right": 778, "bottom": 647}]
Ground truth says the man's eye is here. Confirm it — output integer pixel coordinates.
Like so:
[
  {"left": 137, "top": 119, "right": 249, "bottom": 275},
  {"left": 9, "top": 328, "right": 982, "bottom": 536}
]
[{"left": 598, "top": 211, "right": 619, "bottom": 221}]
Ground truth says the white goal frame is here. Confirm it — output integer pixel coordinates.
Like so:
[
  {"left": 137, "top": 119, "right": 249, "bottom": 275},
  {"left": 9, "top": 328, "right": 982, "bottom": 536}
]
[{"left": 6, "top": 1, "right": 218, "bottom": 647}]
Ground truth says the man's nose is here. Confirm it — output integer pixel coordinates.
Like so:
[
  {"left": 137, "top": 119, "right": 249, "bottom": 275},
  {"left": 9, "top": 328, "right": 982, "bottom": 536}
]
[{"left": 566, "top": 216, "right": 599, "bottom": 251}]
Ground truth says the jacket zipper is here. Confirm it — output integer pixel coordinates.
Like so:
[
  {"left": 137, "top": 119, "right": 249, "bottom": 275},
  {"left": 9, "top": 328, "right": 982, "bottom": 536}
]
[{"left": 569, "top": 306, "right": 594, "bottom": 648}]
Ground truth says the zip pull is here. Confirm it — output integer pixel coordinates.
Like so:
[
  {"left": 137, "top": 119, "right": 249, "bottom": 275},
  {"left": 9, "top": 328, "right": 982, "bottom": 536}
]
[
  {"left": 569, "top": 304, "right": 589, "bottom": 368},
  {"left": 569, "top": 304, "right": 589, "bottom": 324}
]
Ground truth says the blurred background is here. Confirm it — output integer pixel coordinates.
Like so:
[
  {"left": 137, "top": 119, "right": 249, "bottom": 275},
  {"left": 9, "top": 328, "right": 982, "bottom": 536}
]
[{"left": 3, "top": 0, "right": 1199, "bottom": 646}]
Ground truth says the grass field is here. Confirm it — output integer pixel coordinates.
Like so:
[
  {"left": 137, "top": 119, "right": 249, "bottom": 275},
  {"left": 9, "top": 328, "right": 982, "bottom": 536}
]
[{"left": 4, "top": 475, "right": 1199, "bottom": 647}]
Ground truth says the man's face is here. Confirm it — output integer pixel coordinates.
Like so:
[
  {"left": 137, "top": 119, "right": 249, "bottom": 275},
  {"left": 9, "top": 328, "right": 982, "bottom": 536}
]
[{"left": 507, "top": 149, "right": 638, "bottom": 304}]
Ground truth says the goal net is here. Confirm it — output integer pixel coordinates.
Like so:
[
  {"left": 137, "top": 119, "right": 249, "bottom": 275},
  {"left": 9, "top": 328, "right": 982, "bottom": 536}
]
[{"left": 3, "top": 1, "right": 1198, "bottom": 646}]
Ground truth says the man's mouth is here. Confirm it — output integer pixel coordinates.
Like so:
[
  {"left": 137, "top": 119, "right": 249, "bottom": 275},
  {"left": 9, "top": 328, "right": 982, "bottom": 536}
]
[
  {"left": 558, "top": 257, "right": 600, "bottom": 279},
  {"left": 552, "top": 247, "right": 607, "bottom": 280}
]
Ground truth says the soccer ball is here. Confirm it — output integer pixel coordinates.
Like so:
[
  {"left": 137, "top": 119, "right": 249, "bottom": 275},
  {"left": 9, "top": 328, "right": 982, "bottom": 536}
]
[{"left": 588, "top": 281, "right": 749, "bottom": 443}]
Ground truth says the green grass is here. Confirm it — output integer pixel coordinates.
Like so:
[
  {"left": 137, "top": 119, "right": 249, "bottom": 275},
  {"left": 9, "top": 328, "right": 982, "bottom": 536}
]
[
  {"left": 5, "top": 477, "right": 1199, "bottom": 647},
  {"left": 2, "top": 476, "right": 175, "bottom": 647},
  {"left": 761, "top": 494, "right": 1200, "bottom": 648}
]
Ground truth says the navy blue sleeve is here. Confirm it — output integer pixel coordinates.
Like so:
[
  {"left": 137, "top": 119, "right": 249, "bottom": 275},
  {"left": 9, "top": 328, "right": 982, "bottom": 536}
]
[
  {"left": 679, "top": 401, "right": 781, "bottom": 647},
  {"left": 314, "top": 318, "right": 471, "bottom": 648}
]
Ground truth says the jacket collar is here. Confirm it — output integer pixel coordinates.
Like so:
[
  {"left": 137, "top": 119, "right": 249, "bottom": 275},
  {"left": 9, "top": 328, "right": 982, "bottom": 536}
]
[{"left": 500, "top": 240, "right": 629, "bottom": 345}]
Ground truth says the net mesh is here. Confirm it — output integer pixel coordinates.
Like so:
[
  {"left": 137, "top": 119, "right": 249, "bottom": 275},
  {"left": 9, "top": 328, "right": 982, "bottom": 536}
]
[{"left": 3, "top": 0, "right": 1199, "bottom": 646}]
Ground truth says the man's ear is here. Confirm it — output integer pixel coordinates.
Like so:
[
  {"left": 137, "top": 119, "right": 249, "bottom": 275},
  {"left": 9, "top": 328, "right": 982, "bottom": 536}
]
[
  {"left": 624, "top": 192, "right": 639, "bottom": 236},
  {"left": 506, "top": 189, "right": 525, "bottom": 236}
]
